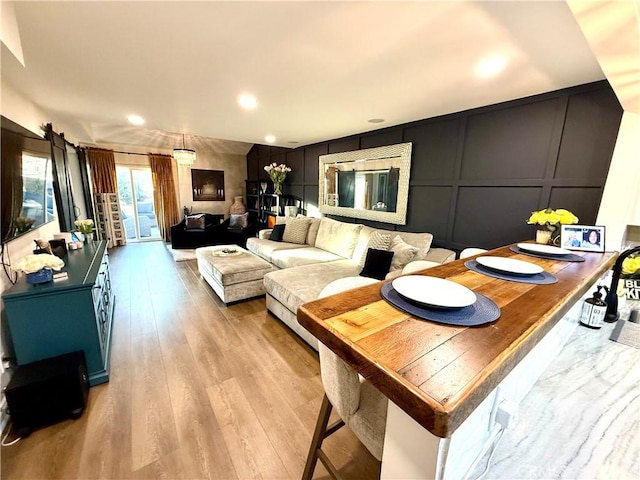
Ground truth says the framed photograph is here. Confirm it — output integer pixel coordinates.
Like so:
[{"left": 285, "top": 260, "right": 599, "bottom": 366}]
[
  {"left": 191, "top": 169, "right": 225, "bottom": 201},
  {"left": 560, "top": 225, "right": 606, "bottom": 252}
]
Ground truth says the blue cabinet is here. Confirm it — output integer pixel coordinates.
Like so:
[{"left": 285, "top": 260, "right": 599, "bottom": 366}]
[{"left": 2, "top": 241, "right": 114, "bottom": 386}]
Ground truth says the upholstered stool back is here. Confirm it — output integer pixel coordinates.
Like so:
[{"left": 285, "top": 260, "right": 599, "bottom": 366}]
[{"left": 302, "top": 276, "right": 388, "bottom": 480}]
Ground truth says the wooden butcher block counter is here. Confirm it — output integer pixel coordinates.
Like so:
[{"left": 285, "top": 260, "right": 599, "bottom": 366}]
[{"left": 298, "top": 244, "right": 617, "bottom": 438}]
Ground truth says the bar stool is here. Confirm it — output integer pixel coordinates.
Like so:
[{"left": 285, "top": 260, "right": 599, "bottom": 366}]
[
  {"left": 459, "top": 247, "right": 488, "bottom": 259},
  {"left": 302, "top": 278, "right": 388, "bottom": 480}
]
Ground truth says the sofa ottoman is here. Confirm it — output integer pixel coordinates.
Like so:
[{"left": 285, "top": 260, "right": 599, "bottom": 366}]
[{"left": 196, "top": 245, "right": 274, "bottom": 304}]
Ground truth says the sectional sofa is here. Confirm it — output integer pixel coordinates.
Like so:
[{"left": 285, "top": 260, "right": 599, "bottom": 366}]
[{"left": 246, "top": 216, "right": 455, "bottom": 349}]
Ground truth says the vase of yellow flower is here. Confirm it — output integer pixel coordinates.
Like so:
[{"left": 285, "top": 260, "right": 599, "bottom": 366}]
[
  {"left": 527, "top": 208, "right": 579, "bottom": 245},
  {"left": 264, "top": 163, "right": 292, "bottom": 195}
]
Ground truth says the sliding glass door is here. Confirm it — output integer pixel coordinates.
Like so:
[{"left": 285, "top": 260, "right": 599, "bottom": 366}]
[{"left": 116, "top": 166, "right": 160, "bottom": 241}]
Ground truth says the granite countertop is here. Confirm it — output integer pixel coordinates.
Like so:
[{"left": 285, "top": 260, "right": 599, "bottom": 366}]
[{"left": 470, "top": 303, "right": 640, "bottom": 479}]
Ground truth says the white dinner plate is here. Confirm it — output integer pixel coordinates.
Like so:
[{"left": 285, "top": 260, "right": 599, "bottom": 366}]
[
  {"left": 392, "top": 275, "right": 477, "bottom": 309},
  {"left": 517, "top": 243, "right": 571, "bottom": 256},
  {"left": 476, "top": 256, "right": 543, "bottom": 276}
]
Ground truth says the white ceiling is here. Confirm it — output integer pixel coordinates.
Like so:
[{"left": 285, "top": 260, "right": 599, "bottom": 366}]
[{"left": 1, "top": 1, "right": 631, "bottom": 156}]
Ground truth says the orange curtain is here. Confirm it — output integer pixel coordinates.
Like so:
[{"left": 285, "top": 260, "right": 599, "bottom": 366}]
[
  {"left": 86, "top": 147, "right": 117, "bottom": 194},
  {"left": 149, "top": 154, "right": 180, "bottom": 242}
]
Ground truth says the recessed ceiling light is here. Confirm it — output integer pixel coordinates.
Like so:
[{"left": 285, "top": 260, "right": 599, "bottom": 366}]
[
  {"left": 127, "top": 114, "right": 145, "bottom": 125},
  {"left": 265, "top": 135, "right": 276, "bottom": 143},
  {"left": 475, "top": 57, "right": 507, "bottom": 78},
  {"left": 368, "top": 118, "right": 385, "bottom": 123},
  {"left": 238, "top": 94, "right": 258, "bottom": 110}
]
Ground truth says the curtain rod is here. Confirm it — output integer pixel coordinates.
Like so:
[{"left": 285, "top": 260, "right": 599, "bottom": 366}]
[
  {"left": 83, "top": 146, "right": 171, "bottom": 157},
  {"left": 113, "top": 150, "right": 151, "bottom": 157}
]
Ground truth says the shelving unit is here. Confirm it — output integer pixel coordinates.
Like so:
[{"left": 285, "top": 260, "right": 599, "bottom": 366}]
[{"left": 245, "top": 180, "right": 303, "bottom": 226}]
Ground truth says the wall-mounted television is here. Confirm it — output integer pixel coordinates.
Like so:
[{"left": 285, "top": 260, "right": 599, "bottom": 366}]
[{"left": 1, "top": 116, "right": 57, "bottom": 243}]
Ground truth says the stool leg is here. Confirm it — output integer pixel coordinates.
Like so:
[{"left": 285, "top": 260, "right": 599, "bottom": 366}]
[{"left": 302, "top": 394, "right": 333, "bottom": 480}]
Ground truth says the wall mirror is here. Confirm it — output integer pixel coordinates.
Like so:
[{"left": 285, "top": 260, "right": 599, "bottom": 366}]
[
  {"left": 319, "top": 142, "right": 412, "bottom": 224},
  {"left": 1, "top": 116, "right": 57, "bottom": 243}
]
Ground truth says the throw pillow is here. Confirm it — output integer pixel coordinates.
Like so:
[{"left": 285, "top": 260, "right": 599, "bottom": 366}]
[
  {"left": 315, "top": 218, "right": 362, "bottom": 258},
  {"left": 360, "top": 248, "right": 394, "bottom": 280},
  {"left": 390, "top": 235, "right": 419, "bottom": 271},
  {"left": 282, "top": 217, "right": 310, "bottom": 244},
  {"left": 358, "top": 231, "right": 392, "bottom": 267},
  {"left": 269, "top": 224, "right": 285, "bottom": 242},
  {"left": 185, "top": 214, "right": 205, "bottom": 230},
  {"left": 229, "top": 212, "right": 249, "bottom": 229},
  {"left": 394, "top": 232, "right": 434, "bottom": 261},
  {"left": 304, "top": 216, "right": 321, "bottom": 246}
]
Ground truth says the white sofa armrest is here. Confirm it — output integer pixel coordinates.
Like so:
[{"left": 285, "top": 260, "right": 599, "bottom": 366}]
[
  {"left": 258, "top": 229, "right": 273, "bottom": 240},
  {"left": 423, "top": 247, "right": 456, "bottom": 264}
]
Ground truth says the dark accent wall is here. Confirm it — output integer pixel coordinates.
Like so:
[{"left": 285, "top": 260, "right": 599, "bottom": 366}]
[{"left": 247, "top": 81, "right": 623, "bottom": 250}]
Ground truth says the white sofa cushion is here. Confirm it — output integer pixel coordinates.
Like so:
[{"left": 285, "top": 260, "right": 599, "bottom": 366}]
[
  {"left": 245, "top": 237, "right": 306, "bottom": 263},
  {"left": 270, "top": 247, "right": 343, "bottom": 269},
  {"left": 305, "top": 217, "right": 322, "bottom": 246},
  {"left": 351, "top": 225, "right": 375, "bottom": 263},
  {"left": 264, "top": 259, "right": 361, "bottom": 315},
  {"left": 315, "top": 217, "right": 362, "bottom": 258}
]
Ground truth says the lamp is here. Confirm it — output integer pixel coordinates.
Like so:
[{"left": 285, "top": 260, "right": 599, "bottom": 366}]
[{"left": 173, "top": 134, "right": 196, "bottom": 167}]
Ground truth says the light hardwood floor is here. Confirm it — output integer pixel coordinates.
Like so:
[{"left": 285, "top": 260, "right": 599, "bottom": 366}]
[{"left": 1, "top": 241, "right": 379, "bottom": 479}]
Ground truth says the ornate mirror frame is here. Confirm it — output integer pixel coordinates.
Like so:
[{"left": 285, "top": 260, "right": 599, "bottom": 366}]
[{"left": 318, "top": 142, "right": 412, "bottom": 225}]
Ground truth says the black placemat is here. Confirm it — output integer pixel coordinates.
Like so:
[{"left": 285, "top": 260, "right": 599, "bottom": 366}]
[
  {"left": 380, "top": 283, "right": 500, "bottom": 326},
  {"left": 510, "top": 245, "right": 585, "bottom": 262},
  {"left": 464, "top": 260, "right": 558, "bottom": 284}
]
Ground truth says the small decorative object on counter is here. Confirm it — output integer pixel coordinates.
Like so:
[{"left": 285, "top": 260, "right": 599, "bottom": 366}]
[
  {"left": 264, "top": 162, "right": 292, "bottom": 195},
  {"left": 33, "top": 239, "right": 53, "bottom": 255},
  {"left": 527, "top": 208, "right": 579, "bottom": 245},
  {"left": 535, "top": 229, "right": 552, "bottom": 245},
  {"left": 580, "top": 285, "right": 608, "bottom": 329},
  {"left": 74, "top": 218, "right": 95, "bottom": 243},
  {"left": 14, "top": 253, "right": 65, "bottom": 285}
]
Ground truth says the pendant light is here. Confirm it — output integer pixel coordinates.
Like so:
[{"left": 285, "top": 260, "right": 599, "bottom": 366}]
[{"left": 173, "top": 133, "right": 196, "bottom": 167}]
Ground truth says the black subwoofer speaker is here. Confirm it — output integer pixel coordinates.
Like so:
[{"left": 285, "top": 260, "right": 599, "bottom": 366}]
[{"left": 4, "top": 351, "right": 90, "bottom": 437}]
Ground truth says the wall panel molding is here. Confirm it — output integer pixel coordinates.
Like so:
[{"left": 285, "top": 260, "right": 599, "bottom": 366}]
[{"left": 247, "top": 81, "right": 622, "bottom": 251}]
